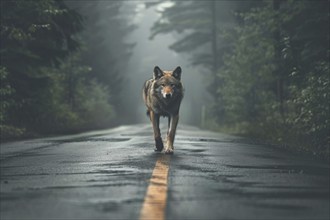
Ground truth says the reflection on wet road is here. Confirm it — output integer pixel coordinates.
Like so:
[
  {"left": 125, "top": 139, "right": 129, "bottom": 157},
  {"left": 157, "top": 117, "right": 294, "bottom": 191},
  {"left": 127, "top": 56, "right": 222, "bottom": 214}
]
[{"left": 1, "top": 124, "right": 329, "bottom": 220}]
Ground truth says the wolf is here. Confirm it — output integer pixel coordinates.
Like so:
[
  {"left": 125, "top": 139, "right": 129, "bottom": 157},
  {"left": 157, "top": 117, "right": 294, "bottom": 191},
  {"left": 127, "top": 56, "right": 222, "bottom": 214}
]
[{"left": 143, "top": 66, "right": 184, "bottom": 154}]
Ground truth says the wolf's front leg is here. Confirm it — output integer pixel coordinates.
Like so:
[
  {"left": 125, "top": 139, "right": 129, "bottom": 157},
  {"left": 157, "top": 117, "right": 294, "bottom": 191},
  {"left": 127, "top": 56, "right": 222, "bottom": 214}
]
[
  {"left": 150, "top": 111, "right": 163, "bottom": 151},
  {"left": 165, "top": 114, "right": 179, "bottom": 154}
]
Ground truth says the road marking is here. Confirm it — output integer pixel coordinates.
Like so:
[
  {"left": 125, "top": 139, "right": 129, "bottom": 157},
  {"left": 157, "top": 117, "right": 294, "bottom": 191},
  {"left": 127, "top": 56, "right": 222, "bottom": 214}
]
[{"left": 140, "top": 155, "right": 170, "bottom": 220}]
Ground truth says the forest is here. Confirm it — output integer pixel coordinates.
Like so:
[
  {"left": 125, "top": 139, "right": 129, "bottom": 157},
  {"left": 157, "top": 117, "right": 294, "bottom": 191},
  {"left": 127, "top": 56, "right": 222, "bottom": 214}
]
[
  {"left": 1, "top": 0, "right": 135, "bottom": 136},
  {"left": 1, "top": 0, "right": 329, "bottom": 158}
]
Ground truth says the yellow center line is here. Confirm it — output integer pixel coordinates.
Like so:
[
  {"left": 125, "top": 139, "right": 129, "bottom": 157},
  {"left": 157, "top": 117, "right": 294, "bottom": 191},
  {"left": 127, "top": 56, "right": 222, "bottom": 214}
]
[{"left": 139, "top": 155, "right": 170, "bottom": 220}]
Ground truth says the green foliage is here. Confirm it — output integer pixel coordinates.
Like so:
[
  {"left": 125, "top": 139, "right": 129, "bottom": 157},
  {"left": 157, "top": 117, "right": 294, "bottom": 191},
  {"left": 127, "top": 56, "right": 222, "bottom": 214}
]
[
  {"left": 78, "top": 80, "right": 115, "bottom": 130},
  {"left": 0, "top": 67, "right": 25, "bottom": 139},
  {"left": 286, "top": 62, "right": 330, "bottom": 154},
  {"left": 1, "top": 0, "right": 131, "bottom": 140},
  {"left": 1, "top": 0, "right": 83, "bottom": 135},
  {"left": 214, "top": 1, "right": 277, "bottom": 126},
  {"left": 0, "top": 67, "right": 13, "bottom": 124},
  {"left": 30, "top": 52, "right": 115, "bottom": 134},
  {"left": 213, "top": 0, "right": 329, "bottom": 158},
  {"left": 1, "top": 0, "right": 82, "bottom": 71}
]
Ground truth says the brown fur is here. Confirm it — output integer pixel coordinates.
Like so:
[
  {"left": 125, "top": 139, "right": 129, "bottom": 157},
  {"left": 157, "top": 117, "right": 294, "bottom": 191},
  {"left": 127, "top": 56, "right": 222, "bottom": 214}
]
[{"left": 143, "top": 66, "right": 184, "bottom": 154}]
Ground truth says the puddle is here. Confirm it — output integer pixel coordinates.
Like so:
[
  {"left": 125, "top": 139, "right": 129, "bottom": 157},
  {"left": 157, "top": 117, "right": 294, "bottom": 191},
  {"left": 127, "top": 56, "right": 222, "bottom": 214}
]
[
  {"left": 85, "top": 198, "right": 143, "bottom": 213},
  {"left": 186, "top": 149, "right": 206, "bottom": 153},
  {"left": 177, "top": 164, "right": 217, "bottom": 173}
]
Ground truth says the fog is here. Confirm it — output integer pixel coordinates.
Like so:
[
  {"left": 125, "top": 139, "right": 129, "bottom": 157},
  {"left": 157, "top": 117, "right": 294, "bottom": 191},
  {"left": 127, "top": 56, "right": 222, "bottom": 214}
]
[
  {"left": 122, "top": 2, "right": 210, "bottom": 126},
  {"left": 2, "top": 0, "right": 328, "bottom": 155}
]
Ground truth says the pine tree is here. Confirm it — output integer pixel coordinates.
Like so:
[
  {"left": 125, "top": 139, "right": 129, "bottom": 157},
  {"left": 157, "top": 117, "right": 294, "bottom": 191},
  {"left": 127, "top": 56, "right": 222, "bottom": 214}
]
[{"left": 1, "top": 0, "right": 83, "bottom": 135}]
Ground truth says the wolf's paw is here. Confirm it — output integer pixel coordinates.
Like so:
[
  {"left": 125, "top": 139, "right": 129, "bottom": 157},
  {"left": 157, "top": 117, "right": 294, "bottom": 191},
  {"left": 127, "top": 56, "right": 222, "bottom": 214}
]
[
  {"left": 164, "top": 148, "right": 174, "bottom": 155},
  {"left": 154, "top": 138, "right": 164, "bottom": 152}
]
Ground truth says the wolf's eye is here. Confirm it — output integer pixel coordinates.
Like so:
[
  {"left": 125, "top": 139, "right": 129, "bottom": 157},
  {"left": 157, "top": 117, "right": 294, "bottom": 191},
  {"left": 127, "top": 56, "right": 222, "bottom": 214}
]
[{"left": 161, "top": 84, "right": 165, "bottom": 87}]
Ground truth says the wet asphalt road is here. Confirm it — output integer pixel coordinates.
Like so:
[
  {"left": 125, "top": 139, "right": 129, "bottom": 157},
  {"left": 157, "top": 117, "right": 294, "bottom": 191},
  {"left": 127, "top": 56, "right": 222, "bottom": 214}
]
[{"left": 0, "top": 124, "right": 329, "bottom": 220}]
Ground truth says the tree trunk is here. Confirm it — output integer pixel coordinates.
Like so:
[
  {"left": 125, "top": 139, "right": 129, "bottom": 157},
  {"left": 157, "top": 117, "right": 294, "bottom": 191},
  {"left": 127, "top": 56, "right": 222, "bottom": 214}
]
[
  {"left": 273, "top": 0, "right": 284, "bottom": 116},
  {"left": 211, "top": 1, "right": 218, "bottom": 74}
]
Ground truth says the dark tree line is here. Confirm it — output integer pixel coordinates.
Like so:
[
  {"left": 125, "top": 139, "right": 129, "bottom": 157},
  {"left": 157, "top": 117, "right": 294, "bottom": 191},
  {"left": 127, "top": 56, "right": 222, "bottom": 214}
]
[
  {"left": 0, "top": 0, "right": 134, "bottom": 139},
  {"left": 150, "top": 0, "right": 329, "bottom": 158}
]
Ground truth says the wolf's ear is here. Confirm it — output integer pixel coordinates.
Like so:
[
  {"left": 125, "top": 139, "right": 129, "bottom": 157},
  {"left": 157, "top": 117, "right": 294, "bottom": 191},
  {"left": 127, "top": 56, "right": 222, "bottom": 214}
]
[
  {"left": 153, "top": 66, "right": 164, "bottom": 79},
  {"left": 172, "top": 66, "right": 182, "bottom": 80}
]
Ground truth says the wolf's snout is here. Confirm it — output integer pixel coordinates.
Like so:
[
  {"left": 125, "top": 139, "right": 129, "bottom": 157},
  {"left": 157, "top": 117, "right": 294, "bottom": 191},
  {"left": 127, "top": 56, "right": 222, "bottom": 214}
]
[{"left": 165, "top": 94, "right": 171, "bottom": 99}]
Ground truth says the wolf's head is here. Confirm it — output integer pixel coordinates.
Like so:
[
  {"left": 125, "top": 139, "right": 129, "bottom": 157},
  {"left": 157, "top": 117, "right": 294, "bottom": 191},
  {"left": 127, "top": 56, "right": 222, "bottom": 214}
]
[{"left": 153, "top": 66, "right": 183, "bottom": 100}]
